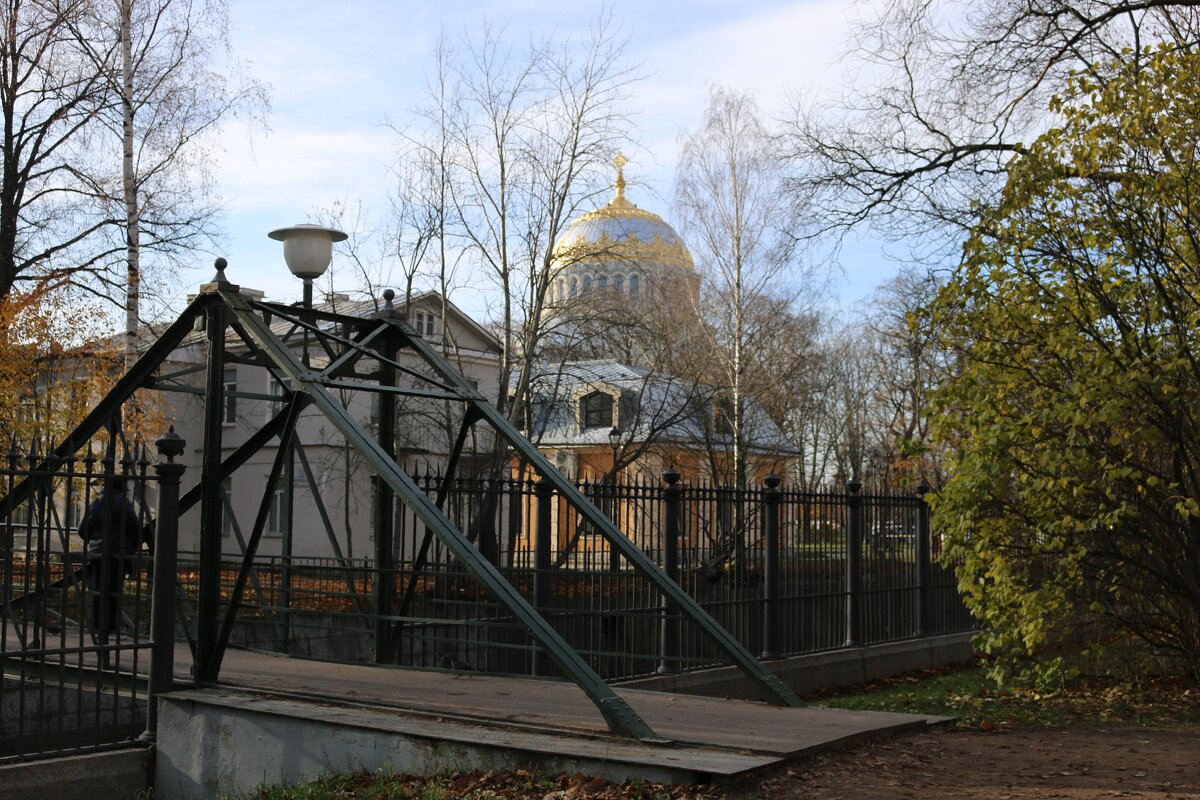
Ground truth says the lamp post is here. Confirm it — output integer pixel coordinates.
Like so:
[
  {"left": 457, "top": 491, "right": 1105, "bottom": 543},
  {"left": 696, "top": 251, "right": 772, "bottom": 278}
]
[
  {"left": 267, "top": 223, "right": 348, "bottom": 308},
  {"left": 607, "top": 425, "right": 621, "bottom": 478},
  {"left": 266, "top": 223, "right": 345, "bottom": 645}
]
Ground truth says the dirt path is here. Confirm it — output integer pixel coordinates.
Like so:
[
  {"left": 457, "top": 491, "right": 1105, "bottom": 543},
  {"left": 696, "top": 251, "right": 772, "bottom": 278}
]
[{"left": 733, "top": 725, "right": 1200, "bottom": 799}]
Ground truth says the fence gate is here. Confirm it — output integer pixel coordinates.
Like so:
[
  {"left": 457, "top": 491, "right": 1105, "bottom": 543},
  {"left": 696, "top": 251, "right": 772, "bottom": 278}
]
[{"left": 0, "top": 430, "right": 159, "bottom": 764}]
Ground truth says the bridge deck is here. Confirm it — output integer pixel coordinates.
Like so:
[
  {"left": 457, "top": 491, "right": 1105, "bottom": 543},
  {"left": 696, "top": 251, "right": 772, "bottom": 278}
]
[
  {"left": 3, "top": 631, "right": 948, "bottom": 781},
  {"left": 181, "top": 644, "right": 946, "bottom": 778}
]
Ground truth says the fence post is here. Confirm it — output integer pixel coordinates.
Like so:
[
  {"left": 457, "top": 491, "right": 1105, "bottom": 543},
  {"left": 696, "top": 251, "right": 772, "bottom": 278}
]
[
  {"left": 915, "top": 481, "right": 932, "bottom": 637},
  {"left": 845, "top": 478, "right": 863, "bottom": 647},
  {"left": 141, "top": 427, "right": 186, "bottom": 743},
  {"left": 761, "top": 474, "right": 781, "bottom": 660},
  {"left": 659, "top": 468, "right": 681, "bottom": 674},
  {"left": 533, "top": 478, "right": 554, "bottom": 676},
  {"left": 607, "top": 477, "right": 621, "bottom": 574}
]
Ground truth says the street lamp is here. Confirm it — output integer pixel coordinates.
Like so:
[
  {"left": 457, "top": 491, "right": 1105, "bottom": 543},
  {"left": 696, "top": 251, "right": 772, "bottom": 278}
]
[
  {"left": 607, "top": 426, "right": 621, "bottom": 478},
  {"left": 267, "top": 223, "right": 348, "bottom": 308},
  {"left": 607, "top": 425, "right": 621, "bottom": 573}
]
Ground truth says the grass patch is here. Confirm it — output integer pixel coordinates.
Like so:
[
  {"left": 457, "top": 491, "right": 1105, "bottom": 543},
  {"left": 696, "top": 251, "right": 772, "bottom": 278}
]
[{"left": 809, "top": 636, "right": 1200, "bottom": 730}]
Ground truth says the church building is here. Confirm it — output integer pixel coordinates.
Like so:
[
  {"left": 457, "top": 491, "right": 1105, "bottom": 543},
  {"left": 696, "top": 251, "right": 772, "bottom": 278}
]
[{"left": 519, "top": 156, "right": 796, "bottom": 484}]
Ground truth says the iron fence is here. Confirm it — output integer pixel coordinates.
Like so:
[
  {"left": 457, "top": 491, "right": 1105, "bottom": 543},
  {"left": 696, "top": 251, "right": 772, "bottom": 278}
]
[
  {"left": 182, "top": 472, "right": 974, "bottom": 682},
  {"left": 3, "top": 429, "right": 974, "bottom": 764},
  {"left": 0, "top": 443, "right": 157, "bottom": 764}
]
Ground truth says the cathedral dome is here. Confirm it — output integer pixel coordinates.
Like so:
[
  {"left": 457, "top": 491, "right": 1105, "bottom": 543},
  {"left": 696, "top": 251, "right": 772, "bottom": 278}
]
[
  {"left": 550, "top": 155, "right": 696, "bottom": 305},
  {"left": 552, "top": 191, "right": 694, "bottom": 272}
]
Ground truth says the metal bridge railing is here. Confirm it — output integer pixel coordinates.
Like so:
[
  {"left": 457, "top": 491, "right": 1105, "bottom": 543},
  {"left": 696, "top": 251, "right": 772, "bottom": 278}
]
[
  {"left": 176, "top": 473, "right": 974, "bottom": 682},
  {"left": 3, "top": 422, "right": 972, "bottom": 765}
]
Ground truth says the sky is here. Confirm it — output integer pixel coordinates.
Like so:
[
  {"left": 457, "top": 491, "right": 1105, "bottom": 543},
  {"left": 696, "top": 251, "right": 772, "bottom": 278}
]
[{"left": 173, "top": 0, "right": 900, "bottom": 321}]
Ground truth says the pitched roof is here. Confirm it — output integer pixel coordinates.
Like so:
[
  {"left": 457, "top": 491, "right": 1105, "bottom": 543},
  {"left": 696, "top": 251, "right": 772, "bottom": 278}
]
[{"left": 514, "top": 358, "right": 797, "bottom": 455}]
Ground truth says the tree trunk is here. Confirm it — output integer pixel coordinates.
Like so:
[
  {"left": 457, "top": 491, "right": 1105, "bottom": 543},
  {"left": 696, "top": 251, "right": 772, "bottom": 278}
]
[{"left": 121, "top": 0, "right": 139, "bottom": 370}]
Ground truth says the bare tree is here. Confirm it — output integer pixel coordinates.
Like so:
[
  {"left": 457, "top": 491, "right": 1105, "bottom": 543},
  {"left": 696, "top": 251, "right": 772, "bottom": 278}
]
[
  {"left": 857, "top": 267, "right": 949, "bottom": 487},
  {"left": 675, "top": 86, "right": 818, "bottom": 488},
  {"left": 0, "top": 0, "right": 113, "bottom": 301},
  {"left": 71, "top": 0, "right": 267, "bottom": 365},
  {"left": 781, "top": 0, "right": 1200, "bottom": 253},
  {"left": 410, "top": 16, "right": 637, "bottom": 458}
]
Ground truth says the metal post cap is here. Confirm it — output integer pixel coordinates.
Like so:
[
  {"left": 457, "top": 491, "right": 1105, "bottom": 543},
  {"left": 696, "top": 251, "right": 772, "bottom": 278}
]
[{"left": 156, "top": 426, "right": 186, "bottom": 461}]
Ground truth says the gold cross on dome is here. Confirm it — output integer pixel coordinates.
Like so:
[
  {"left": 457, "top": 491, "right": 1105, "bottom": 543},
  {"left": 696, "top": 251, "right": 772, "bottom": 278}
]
[{"left": 613, "top": 152, "right": 628, "bottom": 199}]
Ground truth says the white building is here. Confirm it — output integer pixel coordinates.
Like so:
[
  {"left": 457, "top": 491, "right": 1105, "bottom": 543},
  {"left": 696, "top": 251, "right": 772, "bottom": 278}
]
[{"left": 163, "top": 289, "right": 501, "bottom": 560}]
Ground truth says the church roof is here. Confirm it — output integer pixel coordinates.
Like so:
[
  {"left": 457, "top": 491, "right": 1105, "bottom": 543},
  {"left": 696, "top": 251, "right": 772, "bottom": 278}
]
[{"left": 515, "top": 358, "right": 797, "bottom": 455}]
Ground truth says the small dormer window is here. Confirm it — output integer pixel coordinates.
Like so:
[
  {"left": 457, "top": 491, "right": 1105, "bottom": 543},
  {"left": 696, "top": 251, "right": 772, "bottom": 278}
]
[
  {"left": 580, "top": 390, "right": 614, "bottom": 429},
  {"left": 414, "top": 309, "right": 438, "bottom": 338}
]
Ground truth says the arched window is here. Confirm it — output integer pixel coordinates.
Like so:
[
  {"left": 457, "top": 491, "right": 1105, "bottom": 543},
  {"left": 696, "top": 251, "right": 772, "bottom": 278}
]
[
  {"left": 597, "top": 275, "right": 608, "bottom": 291},
  {"left": 629, "top": 274, "right": 639, "bottom": 298},
  {"left": 579, "top": 390, "right": 614, "bottom": 430},
  {"left": 613, "top": 274, "right": 623, "bottom": 292},
  {"left": 583, "top": 276, "right": 593, "bottom": 293},
  {"left": 570, "top": 278, "right": 577, "bottom": 297}
]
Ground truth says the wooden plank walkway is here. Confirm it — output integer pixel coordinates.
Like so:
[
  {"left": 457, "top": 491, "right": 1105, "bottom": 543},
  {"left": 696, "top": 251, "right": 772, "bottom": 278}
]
[
  {"left": 3, "top": 628, "right": 949, "bottom": 781},
  {"left": 177, "top": 642, "right": 945, "bottom": 777}
]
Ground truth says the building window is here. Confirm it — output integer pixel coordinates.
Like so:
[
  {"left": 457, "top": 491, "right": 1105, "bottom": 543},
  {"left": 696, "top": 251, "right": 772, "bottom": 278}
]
[
  {"left": 570, "top": 278, "right": 578, "bottom": 297},
  {"left": 267, "top": 376, "right": 285, "bottom": 421},
  {"left": 629, "top": 274, "right": 639, "bottom": 298},
  {"left": 613, "top": 275, "right": 623, "bottom": 293},
  {"left": 67, "top": 498, "right": 84, "bottom": 529},
  {"left": 221, "top": 477, "right": 234, "bottom": 535},
  {"left": 583, "top": 276, "right": 593, "bottom": 293},
  {"left": 580, "top": 390, "right": 614, "bottom": 430},
  {"left": 597, "top": 275, "right": 608, "bottom": 291},
  {"left": 266, "top": 487, "right": 285, "bottom": 535},
  {"left": 414, "top": 309, "right": 437, "bottom": 338},
  {"left": 223, "top": 367, "right": 237, "bottom": 425}
]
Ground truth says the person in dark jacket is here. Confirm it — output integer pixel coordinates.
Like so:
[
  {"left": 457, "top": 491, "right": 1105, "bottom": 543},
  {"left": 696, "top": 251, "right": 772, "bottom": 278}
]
[{"left": 78, "top": 476, "right": 143, "bottom": 649}]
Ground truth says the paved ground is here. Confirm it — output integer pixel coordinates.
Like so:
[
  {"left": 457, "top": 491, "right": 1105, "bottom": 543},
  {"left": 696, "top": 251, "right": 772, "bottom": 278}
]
[{"left": 734, "top": 724, "right": 1200, "bottom": 799}]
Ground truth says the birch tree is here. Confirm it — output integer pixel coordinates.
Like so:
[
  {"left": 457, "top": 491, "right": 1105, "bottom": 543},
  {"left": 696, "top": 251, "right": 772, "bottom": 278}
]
[
  {"left": 675, "top": 86, "right": 811, "bottom": 489},
  {"left": 76, "top": 0, "right": 267, "bottom": 365}
]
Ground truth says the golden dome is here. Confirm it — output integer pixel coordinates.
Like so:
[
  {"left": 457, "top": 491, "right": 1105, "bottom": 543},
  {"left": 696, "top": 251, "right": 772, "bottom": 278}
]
[{"left": 552, "top": 155, "right": 694, "bottom": 272}]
